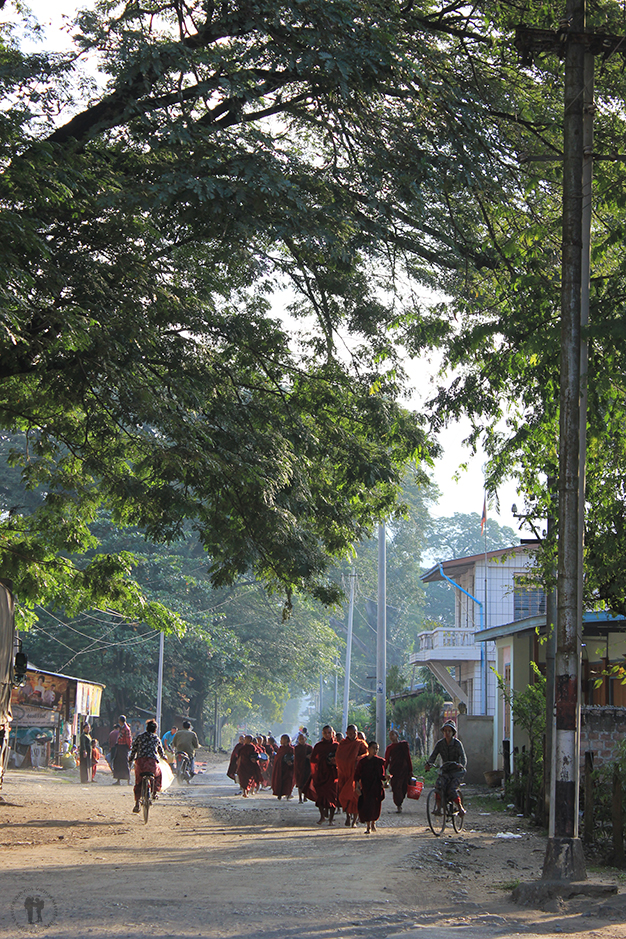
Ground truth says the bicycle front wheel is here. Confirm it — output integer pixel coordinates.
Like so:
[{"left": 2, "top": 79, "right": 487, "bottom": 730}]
[
  {"left": 426, "top": 788, "right": 445, "bottom": 836},
  {"left": 142, "top": 776, "right": 151, "bottom": 824}
]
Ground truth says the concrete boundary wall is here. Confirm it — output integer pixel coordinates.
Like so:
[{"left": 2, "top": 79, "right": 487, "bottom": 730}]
[{"left": 457, "top": 714, "right": 494, "bottom": 784}]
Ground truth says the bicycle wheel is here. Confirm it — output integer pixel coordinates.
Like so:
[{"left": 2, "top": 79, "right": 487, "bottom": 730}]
[
  {"left": 141, "top": 776, "right": 151, "bottom": 824},
  {"left": 426, "top": 788, "right": 446, "bottom": 836},
  {"left": 451, "top": 802, "right": 464, "bottom": 832}
]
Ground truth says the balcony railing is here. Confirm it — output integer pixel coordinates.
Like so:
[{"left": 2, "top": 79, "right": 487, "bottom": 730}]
[
  {"left": 415, "top": 628, "right": 478, "bottom": 652},
  {"left": 407, "top": 628, "right": 490, "bottom": 666}
]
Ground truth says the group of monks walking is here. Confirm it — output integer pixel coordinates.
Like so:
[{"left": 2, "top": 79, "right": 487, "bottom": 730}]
[{"left": 227, "top": 725, "right": 414, "bottom": 835}]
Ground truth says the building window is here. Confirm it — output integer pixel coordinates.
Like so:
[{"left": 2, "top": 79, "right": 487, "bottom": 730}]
[{"left": 514, "top": 575, "right": 546, "bottom": 621}]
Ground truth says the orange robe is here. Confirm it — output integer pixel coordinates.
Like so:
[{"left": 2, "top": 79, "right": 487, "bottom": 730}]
[{"left": 336, "top": 737, "right": 367, "bottom": 814}]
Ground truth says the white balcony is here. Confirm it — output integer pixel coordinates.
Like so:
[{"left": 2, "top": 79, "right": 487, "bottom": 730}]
[{"left": 409, "top": 628, "right": 483, "bottom": 664}]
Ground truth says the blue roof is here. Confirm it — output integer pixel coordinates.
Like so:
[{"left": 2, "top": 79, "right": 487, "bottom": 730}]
[{"left": 474, "top": 611, "right": 626, "bottom": 642}]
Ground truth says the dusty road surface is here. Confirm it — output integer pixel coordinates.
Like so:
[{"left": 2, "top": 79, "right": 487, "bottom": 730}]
[{"left": 1, "top": 757, "right": 625, "bottom": 939}]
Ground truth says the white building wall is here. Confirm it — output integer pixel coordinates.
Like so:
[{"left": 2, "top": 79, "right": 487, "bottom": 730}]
[
  {"left": 473, "top": 551, "right": 538, "bottom": 629},
  {"left": 419, "top": 547, "right": 538, "bottom": 720}
]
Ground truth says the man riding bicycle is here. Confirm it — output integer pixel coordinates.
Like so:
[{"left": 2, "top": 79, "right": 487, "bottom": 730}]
[
  {"left": 128, "top": 720, "right": 166, "bottom": 814},
  {"left": 424, "top": 720, "right": 467, "bottom": 817}
]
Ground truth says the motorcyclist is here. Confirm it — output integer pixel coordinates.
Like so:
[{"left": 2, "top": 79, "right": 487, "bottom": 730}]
[
  {"left": 424, "top": 720, "right": 467, "bottom": 817},
  {"left": 161, "top": 725, "right": 178, "bottom": 768},
  {"left": 172, "top": 721, "right": 199, "bottom": 776}
]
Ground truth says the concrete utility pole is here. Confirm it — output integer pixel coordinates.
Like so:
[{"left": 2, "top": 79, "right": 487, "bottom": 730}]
[
  {"left": 376, "top": 522, "right": 386, "bottom": 746},
  {"left": 341, "top": 569, "right": 356, "bottom": 733},
  {"left": 545, "top": 0, "right": 587, "bottom": 880},
  {"left": 544, "top": 477, "right": 557, "bottom": 826},
  {"left": 156, "top": 630, "right": 164, "bottom": 732},
  {"left": 514, "top": 0, "right": 626, "bottom": 881},
  {"left": 319, "top": 672, "right": 323, "bottom": 731}
]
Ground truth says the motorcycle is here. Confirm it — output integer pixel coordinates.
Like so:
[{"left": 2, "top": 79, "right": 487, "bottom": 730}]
[{"left": 175, "top": 751, "right": 193, "bottom": 784}]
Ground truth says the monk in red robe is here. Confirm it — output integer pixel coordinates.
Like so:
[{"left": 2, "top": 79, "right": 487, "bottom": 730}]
[
  {"left": 336, "top": 724, "right": 367, "bottom": 827},
  {"left": 271, "top": 734, "right": 295, "bottom": 799},
  {"left": 354, "top": 741, "right": 386, "bottom": 834},
  {"left": 227, "top": 735, "right": 245, "bottom": 783},
  {"left": 237, "top": 735, "right": 263, "bottom": 796},
  {"left": 294, "top": 733, "right": 313, "bottom": 803},
  {"left": 310, "top": 725, "right": 338, "bottom": 825},
  {"left": 384, "top": 729, "right": 414, "bottom": 813}
]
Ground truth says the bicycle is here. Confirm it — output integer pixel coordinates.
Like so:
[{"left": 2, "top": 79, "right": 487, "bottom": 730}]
[
  {"left": 139, "top": 772, "right": 155, "bottom": 824},
  {"left": 176, "top": 751, "right": 193, "bottom": 784},
  {"left": 426, "top": 781, "right": 465, "bottom": 836}
]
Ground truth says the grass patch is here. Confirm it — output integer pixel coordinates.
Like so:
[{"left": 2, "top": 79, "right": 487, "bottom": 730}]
[
  {"left": 494, "top": 879, "right": 520, "bottom": 891},
  {"left": 467, "top": 793, "right": 508, "bottom": 812}
]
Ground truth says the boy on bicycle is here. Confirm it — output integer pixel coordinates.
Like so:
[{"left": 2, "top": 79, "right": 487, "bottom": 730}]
[{"left": 424, "top": 720, "right": 467, "bottom": 817}]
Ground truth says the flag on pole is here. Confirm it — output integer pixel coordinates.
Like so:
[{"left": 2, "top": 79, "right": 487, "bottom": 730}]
[{"left": 480, "top": 495, "right": 487, "bottom": 535}]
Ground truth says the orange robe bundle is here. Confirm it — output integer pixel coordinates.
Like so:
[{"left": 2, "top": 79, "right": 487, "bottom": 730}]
[{"left": 335, "top": 737, "right": 367, "bottom": 814}]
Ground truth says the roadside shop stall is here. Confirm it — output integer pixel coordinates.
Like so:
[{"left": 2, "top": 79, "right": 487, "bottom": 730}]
[{"left": 9, "top": 667, "right": 105, "bottom": 768}]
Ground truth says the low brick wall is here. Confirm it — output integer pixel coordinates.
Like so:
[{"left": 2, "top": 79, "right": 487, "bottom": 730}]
[{"left": 581, "top": 706, "right": 626, "bottom": 768}]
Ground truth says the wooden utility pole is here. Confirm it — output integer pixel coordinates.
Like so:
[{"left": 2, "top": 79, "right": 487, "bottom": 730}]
[{"left": 515, "top": 0, "right": 626, "bottom": 880}]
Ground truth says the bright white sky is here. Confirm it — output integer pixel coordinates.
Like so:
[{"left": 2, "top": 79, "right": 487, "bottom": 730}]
[{"left": 10, "top": 0, "right": 524, "bottom": 536}]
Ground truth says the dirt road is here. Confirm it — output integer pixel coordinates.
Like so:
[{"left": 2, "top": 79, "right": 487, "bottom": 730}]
[{"left": 1, "top": 758, "right": 625, "bottom": 939}]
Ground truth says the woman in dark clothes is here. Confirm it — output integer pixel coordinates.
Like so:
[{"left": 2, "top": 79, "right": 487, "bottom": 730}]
[
  {"left": 79, "top": 723, "right": 93, "bottom": 784},
  {"left": 112, "top": 715, "right": 132, "bottom": 785},
  {"left": 354, "top": 740, "right": 386, "bottom": 834}
]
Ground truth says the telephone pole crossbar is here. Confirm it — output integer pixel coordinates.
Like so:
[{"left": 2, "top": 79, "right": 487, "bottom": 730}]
[{"left": 515, "top": 26, "right": 626, "bottom": 65}]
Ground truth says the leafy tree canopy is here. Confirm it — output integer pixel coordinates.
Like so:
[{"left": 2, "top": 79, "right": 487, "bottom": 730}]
[{"left": 0, "top": 0, "right": 561, "bottom": 614}]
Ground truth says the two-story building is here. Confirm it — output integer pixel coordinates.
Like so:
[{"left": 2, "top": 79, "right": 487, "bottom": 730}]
[{"left": 413, "top": 541, "right": 543, "bottom": 780}]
